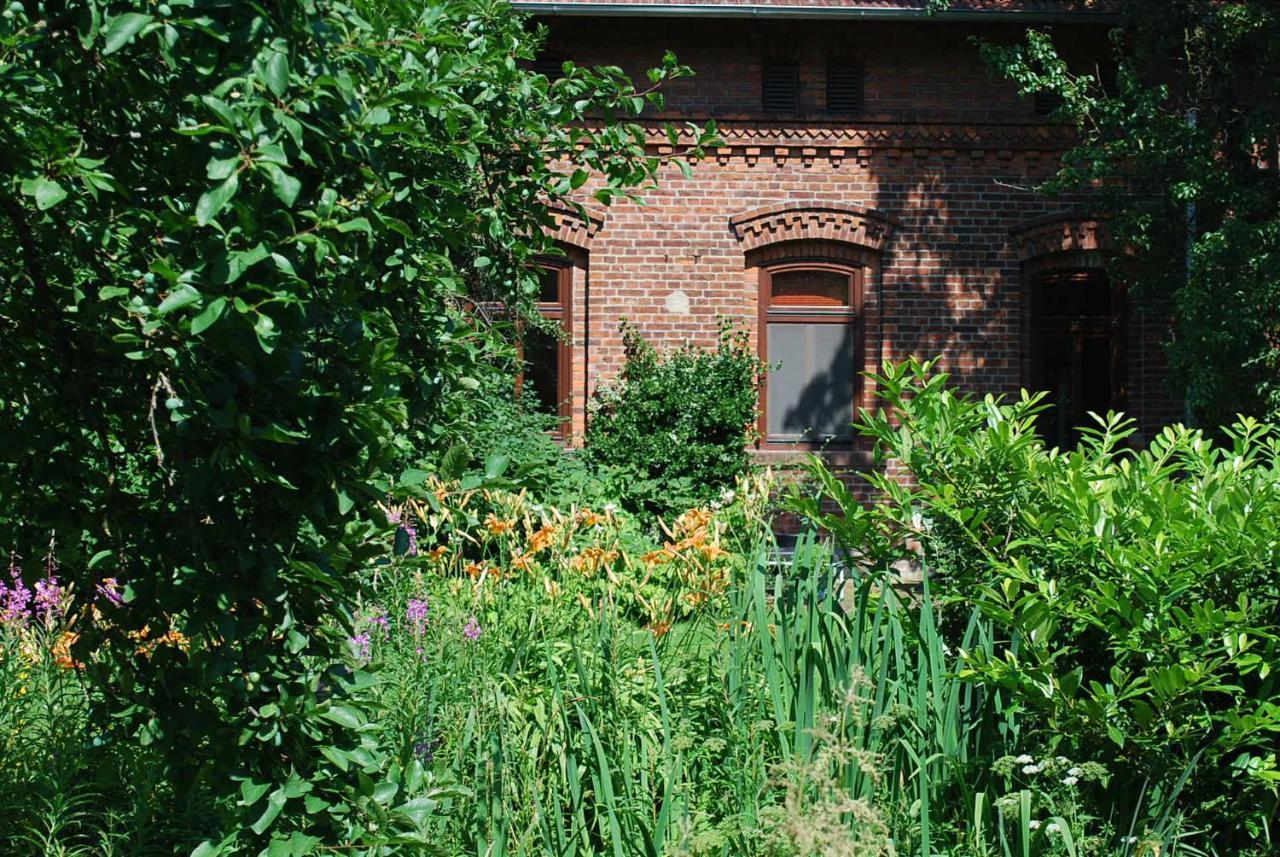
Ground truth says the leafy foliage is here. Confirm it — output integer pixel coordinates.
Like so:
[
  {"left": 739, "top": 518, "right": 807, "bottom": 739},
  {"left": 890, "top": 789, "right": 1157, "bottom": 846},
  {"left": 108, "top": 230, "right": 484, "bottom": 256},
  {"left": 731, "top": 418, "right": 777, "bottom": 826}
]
[
  {"left": 794, "top": 359, "right": 1280, "bottom": 850},
  {"left": 586, "top": 320, "right": 765, "bottom": 519},
  {"left": 977, "top": 4, "right": 1280, "bottom": 425},
  {"left": 0, "top": 0, "right": 711, "bottom": 847}
]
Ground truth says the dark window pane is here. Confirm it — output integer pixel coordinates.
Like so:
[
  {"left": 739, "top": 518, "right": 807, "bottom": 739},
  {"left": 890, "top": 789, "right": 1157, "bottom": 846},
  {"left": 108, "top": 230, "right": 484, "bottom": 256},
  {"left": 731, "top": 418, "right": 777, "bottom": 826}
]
[
  {"left": 771, "top": 270, "right": 849, "bottom": 307},
  {"left": 525, "top": 327, "right": 561, "bottom": 415},
  {"left": 538, "top": 267, "right": 562, "bottom": 304},
  {"left": 767, "top": 322, "right": 855, "bottom": 441},
  {"left": 1038, "top": 270, "right": 1111, "bottom": 316},
  {"left": 1039, "top": 335, "right": 1074, "bottom": 449},
  {"left": 1034, "top": 89, "right": 1065, "bottom": 116},
  {"left": 1080, "top": 336, "right": 1113, "bottom": 419}
]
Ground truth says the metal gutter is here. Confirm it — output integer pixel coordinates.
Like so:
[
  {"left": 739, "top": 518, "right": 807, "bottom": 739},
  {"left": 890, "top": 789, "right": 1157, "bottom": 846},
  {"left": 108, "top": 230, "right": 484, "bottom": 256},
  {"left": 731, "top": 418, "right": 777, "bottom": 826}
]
[{"left": 516, "top": 3, "right": 1119, "bottom": 23}]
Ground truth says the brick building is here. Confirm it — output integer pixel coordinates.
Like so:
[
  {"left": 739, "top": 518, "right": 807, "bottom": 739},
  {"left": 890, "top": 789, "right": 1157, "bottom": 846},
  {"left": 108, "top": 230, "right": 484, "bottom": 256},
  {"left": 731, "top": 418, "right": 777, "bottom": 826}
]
[{"left": 513, "top": 0, "right": 1182, "bottom": 463}]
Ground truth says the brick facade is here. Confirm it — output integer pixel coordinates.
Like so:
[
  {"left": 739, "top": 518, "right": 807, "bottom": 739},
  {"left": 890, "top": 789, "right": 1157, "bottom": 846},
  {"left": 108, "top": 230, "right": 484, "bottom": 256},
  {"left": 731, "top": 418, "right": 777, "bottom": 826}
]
[{"left": 520, "top": 9, "right": 1183, "bottom": 459}]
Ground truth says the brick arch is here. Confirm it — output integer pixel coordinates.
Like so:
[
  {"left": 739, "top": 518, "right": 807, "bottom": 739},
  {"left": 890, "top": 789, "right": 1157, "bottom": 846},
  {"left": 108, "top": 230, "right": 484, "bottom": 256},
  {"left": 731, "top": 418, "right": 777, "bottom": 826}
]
[
  {"left": 745, "top": 239, "right": 880, "bottom": 270},
  {"left": 729, "top": 203, "right": 898, "bottom": 253},
  {"left": 1011, "top": 213, "right": 1110, "bottom": 263},
  {"left": 545, "top": 203, "right": 604, "bottom": 251}
]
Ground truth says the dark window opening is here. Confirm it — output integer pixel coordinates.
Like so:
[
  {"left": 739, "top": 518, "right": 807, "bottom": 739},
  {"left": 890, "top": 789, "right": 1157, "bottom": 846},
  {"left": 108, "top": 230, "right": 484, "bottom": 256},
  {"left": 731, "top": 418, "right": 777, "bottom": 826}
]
[
  {"left": 762, "top": 62, "right": 799, "bottom": 113},
  {"left": 1034, "top": 89, "right": 1065, "bottom": 116},
  {"left": 760, "top": 265, "right": 862, "bottom": 445},
  {"left": 826, "top": 61, "right": 864, "bottom": 115},
  {"left": 1030, "top": 269, "right": 1123, "bottom": 449},
  {"left": 519, "top": 264, "right": 572, "bottom": 437}
]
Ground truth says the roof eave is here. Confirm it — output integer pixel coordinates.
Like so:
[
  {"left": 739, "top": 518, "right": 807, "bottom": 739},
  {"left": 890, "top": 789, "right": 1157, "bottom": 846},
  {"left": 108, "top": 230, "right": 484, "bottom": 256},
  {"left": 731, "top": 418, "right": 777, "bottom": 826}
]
[{"left": 516, "top": 3, "right": 1119, "bottom": 23}]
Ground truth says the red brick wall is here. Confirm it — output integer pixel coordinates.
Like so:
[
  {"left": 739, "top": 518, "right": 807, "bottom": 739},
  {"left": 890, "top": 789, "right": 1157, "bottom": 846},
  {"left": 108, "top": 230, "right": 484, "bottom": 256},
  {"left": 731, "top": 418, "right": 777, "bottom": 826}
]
[{"left": 537, "top": 16, "right": 1182, "bottom": 450}]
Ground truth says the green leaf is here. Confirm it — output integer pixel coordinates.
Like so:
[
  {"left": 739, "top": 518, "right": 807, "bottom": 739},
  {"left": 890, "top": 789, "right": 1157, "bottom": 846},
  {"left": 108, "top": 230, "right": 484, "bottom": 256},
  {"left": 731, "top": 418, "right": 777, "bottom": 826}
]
[
  {"left": 250, "top": 789, "right": 286, "bottom": 835},
  {"left": 157, "top": 285, "right": 201, "bottom": 315},
  {"left": 98, "top": 286, "right": 130, "bottom": 300},
  {"left": 393, "top": 796, "right": 441, "bottom": 826},
  {"left": 239, "top": 779, "right": 270, "bottom": 807},
  {"left": 196, "top": 173, "right": 239, "bottom": 226},
  {"left": 20, "top": 177, "right": 68, "bottom": 211},
  {"left": 399, "top": 468, "right": 430, "bottom": 487},
  {"left": 372, "top": 781, "right": 399, "bottom": 805},
  {"left": 102, "top": 12, "right": 153, "bottom": 54},
  {"left": 264, "top": 52, "right": 289, "bottom": 98},
  {"left": 262, "top": 163, "right": 301, "bottom": 207},
  {"left": 206, "top": 156, "right": 239, "bottom": 181},
  {"left": 191, "top": 297, "right": 227, "bottom": 334},
  {"left": 321, "top": 705, "right": 363, "bottom": 729},
  {"left": 254, "top": 312, "right": 277, "bottom": 353}
]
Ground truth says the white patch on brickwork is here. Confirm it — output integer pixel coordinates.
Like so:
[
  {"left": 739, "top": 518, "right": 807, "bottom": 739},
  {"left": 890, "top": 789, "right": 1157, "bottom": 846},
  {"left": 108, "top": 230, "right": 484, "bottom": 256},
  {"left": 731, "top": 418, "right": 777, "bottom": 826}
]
[{"left": 665, "top": 289, "right": 690, "bottom": 315}]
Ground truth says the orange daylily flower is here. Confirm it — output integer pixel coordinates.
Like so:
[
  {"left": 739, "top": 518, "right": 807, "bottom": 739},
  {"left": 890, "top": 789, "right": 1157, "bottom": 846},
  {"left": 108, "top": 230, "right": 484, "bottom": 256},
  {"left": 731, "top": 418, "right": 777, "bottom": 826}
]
[
  {"left": 484, "top": 514, "right": 515, "bottom": 536},
  {"left": 528, "top": 525, "right": 558, "bottom": 554},
  {"left": 53, "top": 631, "right": 83, "bottom": 670}
]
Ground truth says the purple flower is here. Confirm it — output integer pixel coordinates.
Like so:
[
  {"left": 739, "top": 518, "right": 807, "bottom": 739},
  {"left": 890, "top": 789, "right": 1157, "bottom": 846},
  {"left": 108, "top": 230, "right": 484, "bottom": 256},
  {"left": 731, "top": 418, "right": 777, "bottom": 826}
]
[
  {"left": 401, "top": 520, "right": 419, "bottom": 557},
  {"left": 413, "top": 735, "right": 437, "bottom": 764},
  {"left": 96, "top": 577, "right": 124, "bottom": 607},
  {"left": 349, "top": 632, "right": 373, "bottom": 662},
  {"left": 33, "top": 575, "right": 64, "bottom": 622},
  {"left": 462, "top": 615, "right": 482, "bottom": 642},
  {"left": 1, "top": 558, "right": 32, "bottom": 626},
  {"left": 368, "top": 612, "right": 389, "bottom": 636},
  {"left": 406, "top": 598, "right": 429, "bottom": 634}
]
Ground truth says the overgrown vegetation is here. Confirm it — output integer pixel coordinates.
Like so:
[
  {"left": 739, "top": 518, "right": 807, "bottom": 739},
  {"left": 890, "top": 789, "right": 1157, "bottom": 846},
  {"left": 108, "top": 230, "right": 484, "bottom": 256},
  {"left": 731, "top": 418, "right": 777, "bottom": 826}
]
[
  {"left": 586, "top": 320, "right": 765, "bottom": 519},
  {"left": 978, "top": 0, "right": 1280, "bottom": 425},
  {"left": 0, "top": 0, "right": 712, "bottom": 848},
  {"left": 793, "top": 359, "right": 1280, "bottom": 851}
]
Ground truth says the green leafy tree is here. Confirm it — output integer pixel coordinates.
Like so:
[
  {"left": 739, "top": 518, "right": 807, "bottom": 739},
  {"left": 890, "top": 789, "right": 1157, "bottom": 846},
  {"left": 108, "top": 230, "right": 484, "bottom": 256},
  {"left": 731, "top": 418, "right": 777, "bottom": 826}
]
[
  {"left": 977, "top": 1, "right": 1280, "bottom": 426},
  {"left": 0, "top": 0, "right": 711, "bottom": 846}
]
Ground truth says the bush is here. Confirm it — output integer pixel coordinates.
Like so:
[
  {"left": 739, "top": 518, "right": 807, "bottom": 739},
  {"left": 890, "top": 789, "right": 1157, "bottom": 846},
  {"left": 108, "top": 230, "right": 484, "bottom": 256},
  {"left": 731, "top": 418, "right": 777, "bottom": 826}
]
[
  {"left": 792, "top": 359, "right": 1280, "bottom": 851},
  {"left": 0, "top": 0, "right": 710, "bottom": 848},
  {"left": 587, "top": 320, "right": 765, "bottom": 519}
]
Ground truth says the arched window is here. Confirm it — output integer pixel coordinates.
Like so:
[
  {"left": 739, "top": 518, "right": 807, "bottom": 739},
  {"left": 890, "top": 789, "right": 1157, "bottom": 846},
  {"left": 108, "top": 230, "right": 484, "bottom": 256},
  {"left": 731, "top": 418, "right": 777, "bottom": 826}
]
[
  {"left": 1028, "top": 267, "right": 1124, "bottom": 447},
  {"left": 759, "top": 262, "right": 863, "bottom": 445},
  {"left": 730, "top": 203, "right": 895, "bottom": 451}
]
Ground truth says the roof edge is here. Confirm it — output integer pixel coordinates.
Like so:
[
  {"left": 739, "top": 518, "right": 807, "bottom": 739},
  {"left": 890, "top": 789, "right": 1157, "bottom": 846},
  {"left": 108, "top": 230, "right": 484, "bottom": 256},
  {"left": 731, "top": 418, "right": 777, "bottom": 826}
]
[{"left": 516, "top": 3, "right": 1119, "bottom": 23}]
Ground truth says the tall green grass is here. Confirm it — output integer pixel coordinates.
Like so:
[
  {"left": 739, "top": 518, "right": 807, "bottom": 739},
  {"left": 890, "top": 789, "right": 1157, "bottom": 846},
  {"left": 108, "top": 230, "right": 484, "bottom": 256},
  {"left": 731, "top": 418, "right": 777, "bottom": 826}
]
[{"left": 2, "top": 533, "right": 1204, "bottom": 854}]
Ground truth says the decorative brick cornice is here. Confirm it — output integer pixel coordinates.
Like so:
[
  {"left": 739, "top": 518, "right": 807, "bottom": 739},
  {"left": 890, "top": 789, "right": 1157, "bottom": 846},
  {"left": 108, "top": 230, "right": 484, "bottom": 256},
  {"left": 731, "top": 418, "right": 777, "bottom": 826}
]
[
  {"left": 1011, "top": 213, "right": 1109, "bottom": 261},
  {"left": 729, "top": 203, "right": 898, "bottom": 252},
  {"left": 546, "top": 203, "right": 604, "bottom": 250},
  {"left": 640, "top": 119, "right": 1077, "bottom": 159}
]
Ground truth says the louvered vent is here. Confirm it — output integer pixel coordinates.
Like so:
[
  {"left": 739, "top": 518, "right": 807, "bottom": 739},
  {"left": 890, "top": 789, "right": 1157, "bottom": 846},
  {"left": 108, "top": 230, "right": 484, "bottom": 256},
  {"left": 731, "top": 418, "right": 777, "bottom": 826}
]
[
  {"left": 533, "top": 57, "right": 567, "bottom": 81},
  {"left": 1034, "top": 89, "right": 1065, "bottom": 116},
  {"left": 762, "top": 62, "right": 799, "bottom": 113},
  {"left": 826, "top": 61, "right": 864, "bottom": 115}
]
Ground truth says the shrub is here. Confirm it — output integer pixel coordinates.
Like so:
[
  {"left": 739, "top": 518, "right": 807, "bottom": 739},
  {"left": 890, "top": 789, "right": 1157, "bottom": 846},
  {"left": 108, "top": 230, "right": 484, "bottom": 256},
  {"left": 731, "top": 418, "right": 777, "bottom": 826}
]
[
  {"left": 0, "top": 0, "right": 711, "bottom": 847},
  {"left": 792, "top": 359, "right": 1280, "bottom": 850},
  {"left": 587, "top": 320, "right": 765, "bottom": 519}
]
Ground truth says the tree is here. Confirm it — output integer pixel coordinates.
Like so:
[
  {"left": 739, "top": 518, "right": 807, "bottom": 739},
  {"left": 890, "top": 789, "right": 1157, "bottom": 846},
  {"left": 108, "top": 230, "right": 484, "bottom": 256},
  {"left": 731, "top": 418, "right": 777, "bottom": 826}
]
[
  {"left": 979, "top": 1, "right": 1280, "bottom": 427},
  {"left": 0, "top": 0, "right": 711, "bottom": 846}
]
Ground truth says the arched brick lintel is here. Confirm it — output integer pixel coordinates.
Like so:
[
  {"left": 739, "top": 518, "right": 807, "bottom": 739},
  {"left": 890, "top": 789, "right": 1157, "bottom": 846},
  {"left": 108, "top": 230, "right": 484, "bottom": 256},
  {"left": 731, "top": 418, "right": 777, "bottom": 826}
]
[
  {"left": 729, "top": 203, "right": 899, "bottom": 253},
  {"left": 1011, "top": 215, "right": 1111, "bottom": 263},
  {"left": 546, "top": 203, "right": 604, "bottom": 251}
]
